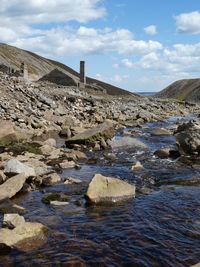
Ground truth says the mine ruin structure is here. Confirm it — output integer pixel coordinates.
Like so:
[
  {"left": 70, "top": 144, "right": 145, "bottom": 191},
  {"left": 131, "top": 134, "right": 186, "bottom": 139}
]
[{"left": 79, "top": 60, "right": 86, "bottom": 88}]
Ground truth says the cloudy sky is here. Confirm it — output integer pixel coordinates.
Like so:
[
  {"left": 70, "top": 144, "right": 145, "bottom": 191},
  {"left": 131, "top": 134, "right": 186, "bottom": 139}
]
[{"left": 1, "top": 0, "right": 200, "bottom": 92}]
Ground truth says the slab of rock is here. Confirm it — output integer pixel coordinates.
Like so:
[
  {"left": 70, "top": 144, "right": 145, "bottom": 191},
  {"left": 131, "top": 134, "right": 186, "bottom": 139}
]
[
  {"left": 65, "top": 120, "right": 115, "bottom": 146},
  {"left": 3, "top": 214, "right": 25, "bottom": 229},
  {"left": 4, "top": 159, "right": 35, "bottom": 177},
  {"left": 0, "top": 222, "right": 48, "bottom": 252},
  {"left": 151, "top": 128, "right": 171, "bottom": 136},
  {"left": 0, "top": 173, "right": 27, "bottom": 202},
  {"left": 85, "top": 174, "right": 135, "bottom": 204},
  {"left": 110, "top": 137, "right": 148, "bottom": 150},
  {"left": 50, "top": 201, "right": 69, "bottom": 206}
]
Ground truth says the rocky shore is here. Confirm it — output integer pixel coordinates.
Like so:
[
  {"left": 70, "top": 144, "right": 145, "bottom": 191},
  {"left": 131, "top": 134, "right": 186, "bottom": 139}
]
[{"left": 1, "top": 70, "right": 200, "bottom": 255}]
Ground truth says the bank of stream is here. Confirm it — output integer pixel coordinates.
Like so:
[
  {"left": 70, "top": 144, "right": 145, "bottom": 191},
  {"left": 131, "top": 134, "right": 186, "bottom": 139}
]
[{"left": 1, "top": 115, "right": 200, "bottom": 267}]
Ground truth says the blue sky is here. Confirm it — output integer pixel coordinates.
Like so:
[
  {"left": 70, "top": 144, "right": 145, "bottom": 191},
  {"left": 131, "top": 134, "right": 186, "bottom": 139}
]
[{"left": 1, "top": 0, "right": 200, "bottom": 92}]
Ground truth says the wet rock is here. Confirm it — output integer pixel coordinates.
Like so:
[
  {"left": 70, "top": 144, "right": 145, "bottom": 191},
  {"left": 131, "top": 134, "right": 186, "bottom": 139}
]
[
  {"left": 154, "top": 148, "right": 171, "bottom": 158},
  {"left": 65, "top": 120, "right": 115, "bottom": 147},
  {"left": 103, "top": 152, "right": 117, "bottom": 161},
  {"left": 110, "top": 137, "right": 148, "bottom": 150},
  {"left": 151, "top": 128, "right": 171, "bottom": 136},
  {"left": 59, "top": 160, "right": 76, "bottom": 169},
  {"left": 175, "top": 120, "right": 200, "bottom": 155},
  {"left": 42, "top": 172, "right": 61, "bottom": 186},
  {"left": 42, "top": 192, "right": 69, "bottom": 204},
  {"left": 50, "top": 200, "right": 69, "bottom": 206},
  {"left": 0, "top": 222, "right": 48, "bottom": 252},
  {"left": 66, "top": 150, "right": 87, "bottom": 160},
  {"left": 3, "top": 214, "right": 25, "bottom": 229},
  {"left": 85, "top": 173, "right": 135, "bottom": 204},
  {"left": 131, "top": 161, "right": 143, "bottom": 171},
  {"left": 64, "top": 177, "right": 82, "bottom": 185},
  {"left": 4, "top": 159, "right": 36, "bottom": 177},
  {"left": 0, "top": 173, "right": 27, "bottom": 202}
]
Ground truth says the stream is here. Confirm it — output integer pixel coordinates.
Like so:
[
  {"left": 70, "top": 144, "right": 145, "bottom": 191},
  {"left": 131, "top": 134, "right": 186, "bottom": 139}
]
[{"left": 1, "top": 115, "right": 200, "bottom": 267}]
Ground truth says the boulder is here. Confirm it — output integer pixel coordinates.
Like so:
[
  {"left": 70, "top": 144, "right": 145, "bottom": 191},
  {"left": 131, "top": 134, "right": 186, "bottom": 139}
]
[
  {"left": 0, "top": 170, "right": 6, "bottom": 185},
  {"left": 65, "top": 120, "right": 115, "bottom": 146},
  {"left": 3, "top": 214, "right": 25, "bottom": 229},
  {"left": 59, "top": 160, "right": 76, "bottom": 169},
  {"left": 85, "top": 174, "right": 135, "bottom": 204},
  {"left": 4, "top": 159, "right": 36, "bottom": 177},
  {"left": 110, "top": 137, "right": 148, "bottom": 150},
  {"left": 151, "top": 128, "right": 171, "bottom": 136},
  {"left": 0, "top": 173, "right": 27, "bottom": 202},
  {"left": 42, "top": 172, "right": 61, "bottom": 186},
  {"left": 64, "top": 177, "right": 82, "bottom": 185},
  {"left": 0, "top": 199, "right": 26, "bottom": 214},
  {"left": 0, "top": 222, "right": 48, "bottom": 252},
  {"left": 175, "top": 120, "right": 200, "bottom": 155}
]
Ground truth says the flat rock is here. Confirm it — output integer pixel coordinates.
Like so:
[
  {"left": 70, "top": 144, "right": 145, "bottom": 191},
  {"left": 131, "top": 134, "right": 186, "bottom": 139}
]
[
  {"left": 4, "top": 159, "right": 35, "bottom": 177},
  {"left": 0, "top": 222, "right": 48, "bottom": 252},
  {"left": 64, "top": 177, "right": 82, "bottom": 185},
  {"left": 3, "top": 214, "right": 25, "bottom": 229},
  {"left": 110, "top": 137, "right": 148, "bottom": 150},
  {"left": 0, "top": 173, "right": 27, "bottom": 202},
  {"left": 85, "top": 173, "right": 135, "bottom": 204},
  {"left": 65, "top": 120, "right": 115, "bottom": 146}
]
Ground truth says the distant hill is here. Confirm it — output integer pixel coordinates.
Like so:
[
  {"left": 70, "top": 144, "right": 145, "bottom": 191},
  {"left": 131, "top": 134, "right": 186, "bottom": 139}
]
[
  {"left": 155, "top": 79, "right": 200, "bottom": 103},
  {"left": 0, "top": 43, "right": 135, "bottom": 96}
]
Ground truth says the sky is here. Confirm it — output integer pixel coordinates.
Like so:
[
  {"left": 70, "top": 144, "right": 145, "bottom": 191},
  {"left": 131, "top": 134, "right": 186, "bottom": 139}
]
[{"left": 0, "top": 0, "right": 200, "bottom": 92}]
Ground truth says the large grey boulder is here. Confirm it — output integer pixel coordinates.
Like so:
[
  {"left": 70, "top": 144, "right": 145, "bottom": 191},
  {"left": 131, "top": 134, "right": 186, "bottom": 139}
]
[
  {"left": 175, "top": 120, "right": 200, "bottom": 155},
  {"left": 0, "top": 222, "right": 48, "bottom": 252},
  {"left": 4, "top": 159, "right": 36, "bottom": 177},
  {"left": 0, "top": 173, "right": 27, "bottom": 202},
  {"left": 110, "top": 137, "right": 148, "bottom": 150},
  {"left": 65, "top": 120, "right": 115, "bottom": 146},
  {"left": 85, "top": 174, "right": 135, "bottom": 204}
]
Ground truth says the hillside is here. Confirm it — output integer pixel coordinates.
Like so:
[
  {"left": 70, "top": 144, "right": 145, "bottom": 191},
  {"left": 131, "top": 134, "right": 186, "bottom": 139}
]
[
  {"left": 155, "top": 79, "right": 200, "bottom": 103},
  {"left": 0, "top": 43, "right": 134, "bottom": 96}
]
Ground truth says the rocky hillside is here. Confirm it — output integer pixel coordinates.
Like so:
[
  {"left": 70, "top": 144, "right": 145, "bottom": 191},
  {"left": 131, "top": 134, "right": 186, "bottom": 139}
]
[
  {"left": 155, "top": 79, "right": 200, "bottom": 103},
  {"left": 0, "top": 43, "right": 133, "bottom": 96}
]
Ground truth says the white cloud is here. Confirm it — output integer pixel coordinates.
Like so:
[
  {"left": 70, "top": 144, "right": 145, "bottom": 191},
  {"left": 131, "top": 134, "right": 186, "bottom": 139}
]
[
  {"left": 144, "top": 25, "right": 157, "bottom": 35},
  {"left": 175, "top": 11, "right": 200, "bottom": 34},
  {"left": 0, "top": 0, "right": 106, "bottom": 24},
  {"left": 121, "top": 58, "right": 134, "bottom": 68}
]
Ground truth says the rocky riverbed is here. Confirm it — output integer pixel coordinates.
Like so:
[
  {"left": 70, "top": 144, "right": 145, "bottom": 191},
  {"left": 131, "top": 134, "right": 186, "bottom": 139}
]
[{"left": 1, "top": 71, "right": 200, "bottom": 266}]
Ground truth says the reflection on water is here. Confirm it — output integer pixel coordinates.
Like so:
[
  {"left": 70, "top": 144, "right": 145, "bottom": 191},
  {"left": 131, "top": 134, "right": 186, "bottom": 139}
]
[{"left": 1, "top": 115, "right": 200, "bottom": 267}]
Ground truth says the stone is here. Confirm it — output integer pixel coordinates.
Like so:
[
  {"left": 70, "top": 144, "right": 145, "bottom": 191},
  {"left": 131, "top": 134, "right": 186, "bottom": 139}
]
[
  {"left": 59, "top": 127, "right": 71, "bottom": 138},
  {"left": 3, "top": 214, "right": 25, "bottom": 229},
  {"left": 4, "top": 159, "right": 35, "bottom": 177},
  {"left": 43, "top": 138, "right": 56, "bottom": 147},
  {"left": 151, "top": 128, "right": 171, "bottom": 136},
  {"left": 85, "top": 173, "right": 135, "bottom": 204},
  {"left": 175, "top": 120, "right": 200, "bottom": 155},
  {"left": 50, "top": 201, "right": 69, "bottom": 206},
  {"left": 59, "top": 160, "right": 76, "bottom": 169},
  {"left": 0, "top": 222, "right": 48, "bottom": 252},
  {"left": 131, "top": 161, "right": 143, "bottom": 171},
  {"left": 110, "top": 137, "right": 148, "bottom": 150},
  {"left": 64, "top": 177, "right": 82, "bottom": 185},
  {"left": 0, "top": 173, "right": 27, "bottom": 202},
  {"left": 154, "top": 148, "right": 170, "bottom": 158},
  {"left": 0, "top": 170, "right": 6, "bottom": 185},
  {"left": 65, "top": 120, "right": 115, "bottom": 146},
  {"left": 42, "top": 193, "right": 69, "bottom": 204},
  {"left": 42, "top": 172, "right": 61, "bottom": 186}
]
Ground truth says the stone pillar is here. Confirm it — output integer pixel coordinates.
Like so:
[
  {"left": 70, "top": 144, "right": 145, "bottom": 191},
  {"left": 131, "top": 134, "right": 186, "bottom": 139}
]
[
  {"left": 20, "top": 62, "right": 28, "bottom": 79},
  {"left": 80, "top": 61, "right": 86, "bottom": 84}
]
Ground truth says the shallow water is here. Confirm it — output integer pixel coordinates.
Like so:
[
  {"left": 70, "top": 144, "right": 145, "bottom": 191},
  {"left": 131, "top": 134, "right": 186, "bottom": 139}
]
[{"left": 1, "top": 116, "right": 200, "bottom": 267}]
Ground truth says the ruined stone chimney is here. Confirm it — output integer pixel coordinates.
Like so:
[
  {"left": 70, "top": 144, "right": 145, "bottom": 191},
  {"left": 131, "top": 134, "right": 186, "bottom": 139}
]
[
  {"left": 20, "top": 62, "right": 28, "bottom": 80},
  {"left": 80, "top": 61, "right": 86, "bottom": 84}
]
